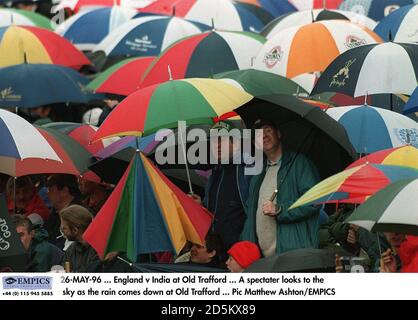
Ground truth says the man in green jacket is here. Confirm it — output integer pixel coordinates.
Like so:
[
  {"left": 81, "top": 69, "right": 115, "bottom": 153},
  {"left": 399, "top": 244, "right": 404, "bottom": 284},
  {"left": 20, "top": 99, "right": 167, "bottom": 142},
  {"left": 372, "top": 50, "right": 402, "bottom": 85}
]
[{"left": 241, "top": 119, "right": 320, "bottom": 256}]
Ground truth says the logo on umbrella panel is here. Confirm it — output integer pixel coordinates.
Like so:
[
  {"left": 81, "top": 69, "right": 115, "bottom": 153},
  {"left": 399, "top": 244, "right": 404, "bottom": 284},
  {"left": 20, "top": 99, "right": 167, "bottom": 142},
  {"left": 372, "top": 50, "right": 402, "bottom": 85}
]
[
  {"left": 329, "top": 58, "right": 356, "bottom": 88},
  {"left": 125, "top": 35, "right": 157, "bottom": 52},
  {"left": 0, "top": 87, "right": 22, "bottom": 102},
  {"left": 344, "top": 36, "right": 366, "bottom": 50},
  {"left": 0, "top": 217, "right": 11, "bottom": 251},
  {"left": 384, "top": 5, "right": 400, "bottom": 16},
  {"left": 263, "top": 46, "right": 283, "bottom": 69},
  {"left": 394, "top": 128, "right": 418, "bottom": 148}
]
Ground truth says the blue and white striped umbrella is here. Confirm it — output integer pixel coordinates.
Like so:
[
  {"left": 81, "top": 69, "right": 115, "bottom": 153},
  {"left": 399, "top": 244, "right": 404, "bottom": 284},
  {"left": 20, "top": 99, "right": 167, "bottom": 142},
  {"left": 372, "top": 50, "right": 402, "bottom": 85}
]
[
  {"left": 93, "top": 15, "right": 210, "bottom": 61},
  {"left": 55, "top": 6, "right": 137, "bottom": 51},
  {"left": 338, "top": 0, "right": 418, "bottom": 21},
  {"left": 326, "top": 105, "right": 418, "bottom": 153},
  {"left": 374, "top": 4, "right": 418, "bottom": 42}
]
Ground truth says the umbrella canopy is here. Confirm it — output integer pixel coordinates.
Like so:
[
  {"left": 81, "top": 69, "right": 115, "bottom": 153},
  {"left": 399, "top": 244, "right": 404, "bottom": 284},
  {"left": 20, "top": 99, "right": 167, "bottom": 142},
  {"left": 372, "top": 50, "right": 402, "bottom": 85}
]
[
  {"left": 326, "top": 105, "right": 418, "bottom": 154},
  {"left": 0, "top": 8, "right": 52, "bottom": 29},
  {"left": 290, "top": 0, "right": 344, "bottom": 10},
  {"left": 403, "top": 86, "right": 418, "bottom": 115},
  {"left": 0, "top": 26, "right": 90, "bottom": 69},
  {"left": 312, "top": 42, "right": 418, "bottom": 97},
  {"left": 290, "top": 163, "right": 418, "bottom": 208},
  {"left": 87, "top": 56, "right": 155, "bottom": 95},
  {"left": 235, "top": 94, "right": 357, "bottom": 179},
  {"left": 374, "top": 4, "right": 418, "bottom": 42},
  {"left": 92, "top": 16, "right": 209, "bottom": 70},
  {"left": 0, "top": 64, "right": 94, "bottom": 109},
  {"left": 139, "top": 30, "right": 266, "bottom": 88},
  {"left": 236, "top": 0, "right": 297, "bottom": 17},
  {"left": 55, "top": 6, "right": 137, "bottom": 51},
  {"left": 0, "top": 195, "right": 28, "bottom": 272},
  {"left": 262, "top": 9, "right": 377, "bottom": 39},
  {"left": 347, "top": 145, "right": 418, "bottom": 170},
  {"left": 214, "top": 68, "right": 308, "bottom": 97},
  {"left": 253, "top": 20, "right": 381, "bottom": 80},
  {"left": 56, "top": 0, "right": 153, "bottom": 12},
  {"left": 346, "top": 178, "right": 418, "bottom": 235},
  {"left": 83, "top": 152, "right": 213, "bottom": 261},
  {"left": 95, "top": 78, "right": 253, "bottom": 139},
  {"left": 138, "top": 0, "right": 273, "bottom": 32},
  {"left": 339, "top": 0, "right": 418, "bottom": 22}
]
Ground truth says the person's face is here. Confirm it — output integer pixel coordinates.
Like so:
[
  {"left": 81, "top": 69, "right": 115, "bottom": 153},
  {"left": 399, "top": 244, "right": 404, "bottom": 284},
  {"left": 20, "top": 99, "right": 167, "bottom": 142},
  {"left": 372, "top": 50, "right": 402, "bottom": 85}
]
[
  {"left": 104, "top": 99, "right": 119, "bottom": 108},
  {"left": 78, "top": 178, "right": 97, "bottom": 196},
  {"left": 255, "top": 125, "right": 280, "bottom": 153},
  {"left": 384, "top": 232, "right": 406, "bottom": 250},
  {"left": 60, "top": 219, "right": 78, "bottom": 241},
  {"left": 16, "top": 226, "right": 34, "bottom": 251},
  {"left": 190, "top": 242, "right": 214, "bottom": 263},
  {"left": 14, "top": 187, "right": 34, "bottom": 209},
  {"left": 226, "top": 256, "right": 244, "bottom": 273}
]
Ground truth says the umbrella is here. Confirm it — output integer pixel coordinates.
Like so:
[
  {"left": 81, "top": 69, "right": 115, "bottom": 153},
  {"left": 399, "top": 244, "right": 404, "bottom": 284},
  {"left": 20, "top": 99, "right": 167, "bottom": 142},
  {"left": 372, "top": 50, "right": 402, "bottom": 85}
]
[
  {"left": 87, "top": 56, "right": 155, "bottom": 96},
  {"left": 346, "top": 177, "right": 418, "bottom": 235},
  {"left": 0, "top": 64, "right": 94, "bottom": 109},
  {"left": 338, "top": 0, "right": 418, "bottom": 22},
  {"left": 0, "top": 8, "right": 52, "bottom": 29},
  {"left": 83, "top": 152, "right": 213, "bottom": 261},
  {"left": 95, "top": 78, "right": 253, "bottom": 139},
  {"left": 138, "top": 0, "right": 274, "bottom": 32},
  {"left": 0, "top": 194, "right": 28, "bottom": 272},
  {"left": 403, "top": 86, "right": 418, "bottom": 115},
  {"left": 236, "top": 0, "right": 297, "bottom": 17},
  {"left": 214, "top": 68, "right": 309, "bottom": 97},
  {"left": 91, "top": 15, "right": 209, "bottom": 70},
  {"left": 289, "top": 163, "right": 418, "bottom": 208},
  {"left": 374, "top": 4, "right": 418, "bottom": 42},
  {"left": 290, "top": 0, "right": 344, "bottom": 10},
  {"left": 0, "top": 26, "right": 90, "bottom": 69},
  {"left": 347, "top": 145, "right": 418, "bottom": 170},
  {"left": 55, "top": 6, "right": 137, "bottom": 51},
  {"left": 56, "top": 0, "right": 153, "bottom": 12},
  {"left": 311, "top": 42, "right": 418, "bottom": 98},
  {"left": 139, "top": 30, "right": 266, "bottom": 88},
  {"left": 235, "top": 94, "right": 357, "bottom": 179},
  {"left": 262, "top": 9, "right": 377, "bottom": 39},
  {"left": 325, "top": 105, "right": 418, "bottom": 153},
  {"left": 43, "top": 122, "right": 119, "bottom": 155},
  {"left": 244, "top": 247, "right": 350, "bottom": 272},
  {"left": 253, "top": 20, "right": 381, "bottom": 80}
]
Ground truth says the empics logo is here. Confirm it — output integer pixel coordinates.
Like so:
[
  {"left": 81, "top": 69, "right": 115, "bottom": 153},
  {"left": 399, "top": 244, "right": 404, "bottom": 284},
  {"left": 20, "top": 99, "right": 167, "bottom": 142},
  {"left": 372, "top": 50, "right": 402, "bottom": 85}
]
[{"left": 2, "top": 276, "right": 52, "bottom": 290}]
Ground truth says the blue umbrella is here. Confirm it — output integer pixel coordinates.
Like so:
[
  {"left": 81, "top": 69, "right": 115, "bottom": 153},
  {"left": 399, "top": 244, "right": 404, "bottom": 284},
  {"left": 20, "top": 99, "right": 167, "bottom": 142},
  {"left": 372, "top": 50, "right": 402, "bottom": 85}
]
[
  {"left": 253, "top": 0, "right": 297, "bottom": 18},
  {"left": 403, "top": 86, "right": 418, "bottom": 114},
  {"left": 374, "top": 4, "right": 418, "bottom": 42},
  {"left": 0, "top": 63, "right": 103, "bottom": 109},
  {"left": 339, "top": 0, "right": 418, "bottom": 21}
]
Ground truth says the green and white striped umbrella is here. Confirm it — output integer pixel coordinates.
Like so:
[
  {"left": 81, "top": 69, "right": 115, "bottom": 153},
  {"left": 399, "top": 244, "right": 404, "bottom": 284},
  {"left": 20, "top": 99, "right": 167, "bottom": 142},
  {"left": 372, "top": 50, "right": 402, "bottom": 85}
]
[{"left": 347, "top": 178, "right": 418, "bottom": 235}]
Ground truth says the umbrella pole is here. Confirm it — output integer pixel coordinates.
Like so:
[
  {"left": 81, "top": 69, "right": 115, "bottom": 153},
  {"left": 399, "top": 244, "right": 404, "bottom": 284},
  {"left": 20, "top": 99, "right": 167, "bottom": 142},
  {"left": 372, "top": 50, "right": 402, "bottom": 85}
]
[
  {"left": 179, "top": 125, "right": 194, "bottom": 195},
  {"left": 13, "top": 176, "right": 17, "bottom": 215}
]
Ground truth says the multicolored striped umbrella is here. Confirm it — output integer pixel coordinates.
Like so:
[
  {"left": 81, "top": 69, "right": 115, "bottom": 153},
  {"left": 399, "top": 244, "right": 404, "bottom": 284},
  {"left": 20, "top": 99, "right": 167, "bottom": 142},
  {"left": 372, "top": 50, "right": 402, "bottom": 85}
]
[
  {"left": 312, "top": 42, "right": 418, "bottom": 97},
  {"left": 290, "top": 0, "right": 344, "bottom": 10},
  {"left": 92, "top": 16, "right": 208, "bottom": 69},
  {"left": 87, "top": 57, "right": 155, "bottom": 95},
  {"left": 55, "top": 6, "right": 137, "bottom": 51},
  {"left": 374, "top": 4, "right": 418, "bottom": 42},
  {"left": 289, "top": 163, "right": 418, "bottom": 208},
  {"left": 262, "top": 9, "right": 377, "bottom": 39},
  {"left": 139, "top": 31, "right": 265, "bottom": 88},
  {"left": 253, "top": 20, "right": 381, "bottom": 80},
  {"left": 347, "top": 145, "right": 418, "bottom": 170},
  {"left": 236, "top": 0, "right": 297, "bottom": 17},
  {"left": 83, "top": 152, "right": 213, "bottom": 260},
  {"left": 95, "top": 78, "right": 253, "bottom": 139},
  {"left": 138, "top": 0, "right": 273, "bottom": 32},
  {"left": 56, "top": 0, "right": 153, "bottom": 13},
  {"left": 0, "top": 8, "right": 52, "bottom": 29},
  {"left": 339, "top": 0, "right": 418, "bottom": 22},
  {"left": 0, "top": 26, "right": 90, "bottom": 69},
  {"left": 326, "top": 105, "right": 418, "bottom": 153},
  {"left": 347, "top": 178, "right": 418, "bottom": 235}
]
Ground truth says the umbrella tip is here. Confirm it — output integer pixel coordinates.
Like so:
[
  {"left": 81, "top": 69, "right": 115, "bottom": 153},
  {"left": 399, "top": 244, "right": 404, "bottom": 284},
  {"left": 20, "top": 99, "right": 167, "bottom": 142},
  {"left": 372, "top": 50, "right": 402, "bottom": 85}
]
[
  {"left": 167, "top": 65, "right": 173, "bottom": 80},
  {"left": 172, "top": 5, "right": 176, "bottom": 16},
  {"left": 23, "top": 52, "right": 27, "bottom": 64},
  {"left": 364, "top": 92, "right": 368, "bottom": 106},
  {"left": 388, "top": 30, "right": 393, "bottom": 42},
  {"left": 211, "top": 18, "right": 215, "bottom": 30},
  {"left": 311, "top": 10, "right": 315, "bottom": 23}
]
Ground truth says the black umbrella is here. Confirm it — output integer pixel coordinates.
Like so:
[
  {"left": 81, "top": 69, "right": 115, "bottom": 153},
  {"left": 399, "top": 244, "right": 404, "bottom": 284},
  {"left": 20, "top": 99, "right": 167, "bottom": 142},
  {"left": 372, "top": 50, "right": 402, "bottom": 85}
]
[
  {"left": 235, "top": 94, "right": 357, "bottom": 179},
  {"left": 0, "top": 194, "right": 28, "bottom": 272}
]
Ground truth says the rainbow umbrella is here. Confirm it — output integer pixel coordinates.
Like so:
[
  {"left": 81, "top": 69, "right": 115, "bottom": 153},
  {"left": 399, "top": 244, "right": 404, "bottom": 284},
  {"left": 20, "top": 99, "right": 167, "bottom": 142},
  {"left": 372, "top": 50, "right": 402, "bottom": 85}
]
[
  {"left": 87, "top": 57, "right": 155, "bottom": 96},
  {"left": 0, "top": 26, "right": 90, "bottom": 69},
  {"left": 139, "top": 30, "right": 265, "bottom": 88},
  {"left": 289, "top": 163, "right": 418, "bottom": 209},
  {"left": 253, "top": 20, "right": 382, "bottom": 80},
  {"left": 347, "top": 145, "right": 418, "bottom": 170},
  {"left": 95, "top": 78, "right": 253, "bottom": 139},
  {"left": 0, "top": 8, "right": 52, "bottom": 29},
  {"left": 83, "top": 152, "right": 213, "bottom": 260}
]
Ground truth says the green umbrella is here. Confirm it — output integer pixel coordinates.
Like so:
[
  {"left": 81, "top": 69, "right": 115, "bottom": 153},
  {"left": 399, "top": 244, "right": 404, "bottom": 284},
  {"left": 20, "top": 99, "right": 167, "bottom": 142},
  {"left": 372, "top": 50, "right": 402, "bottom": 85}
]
[
  {"left": 0, "top": 8, "right": 52, "bottom": 30},
  {"left": 346, "top": 178, "right": 418, "bottom": 236}
]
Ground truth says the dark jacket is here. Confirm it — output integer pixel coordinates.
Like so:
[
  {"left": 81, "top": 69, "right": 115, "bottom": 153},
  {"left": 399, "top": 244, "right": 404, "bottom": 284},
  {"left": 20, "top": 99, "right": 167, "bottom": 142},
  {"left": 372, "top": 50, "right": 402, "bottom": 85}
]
[
  {"left": 241, "top": 151, "right": 320, "bottom": 255},
  {"left": 63, "top": 241, "right": 100, "bottom": 272}
]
